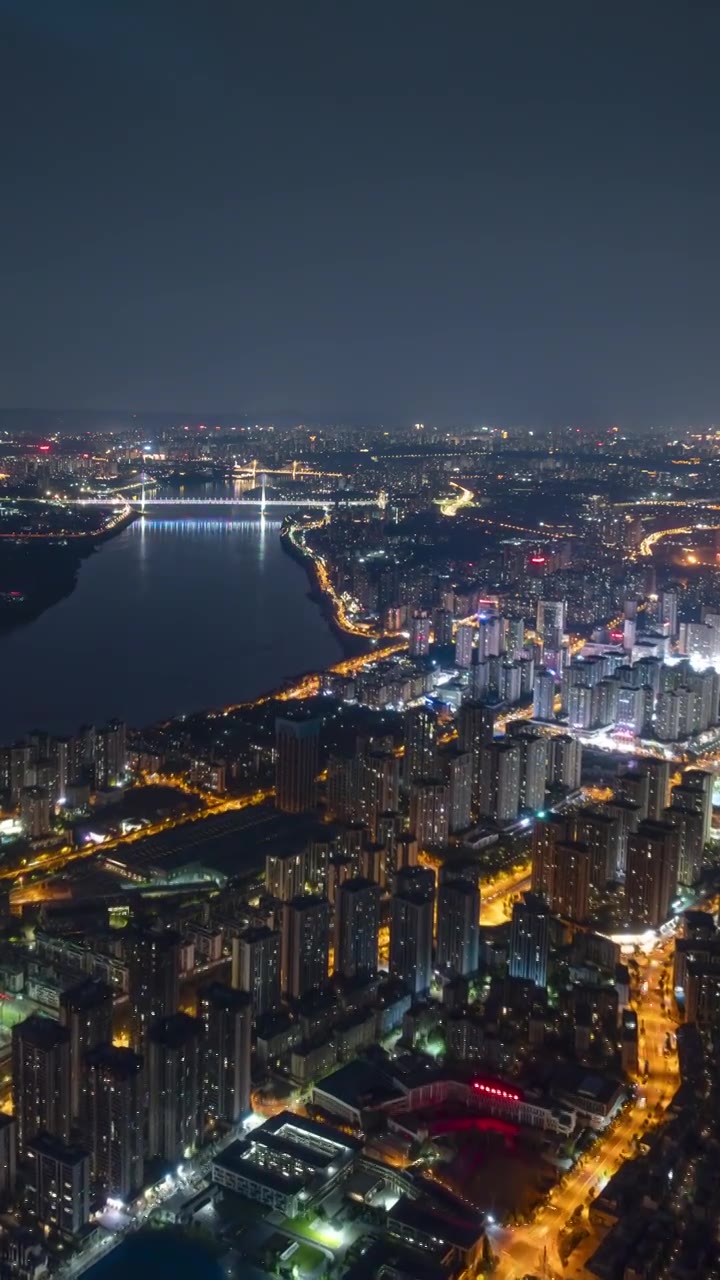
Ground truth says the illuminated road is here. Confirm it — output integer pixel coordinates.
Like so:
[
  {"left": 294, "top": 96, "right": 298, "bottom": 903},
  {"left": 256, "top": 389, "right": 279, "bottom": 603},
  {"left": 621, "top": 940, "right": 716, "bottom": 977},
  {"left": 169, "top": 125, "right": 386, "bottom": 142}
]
[
  {"left": 480, "top": 866, "right": 531, "bottom": 926},
  {"left": 284, "top": 513, "right": 383, "bottom": 638},
  {"left": 493, "top": 934, "right": 679, "bottom": 1279},
  {"left": 635, "top": 522, "right": 720, "bottom": 559},
  {"left": 636, "top": 525, "right": 693, "bottom": 559},
  {"left": 0, "top": 501, "right": 133, "bottom": 541},
  {"left": 217, "top": 639, "right": 408, "bottom": 717},
  {"left": 438, "top": 481, "right": 474, "bottom": 516},
  {"left": 5, "top": 788, "right": 273, "bottom": 903}
]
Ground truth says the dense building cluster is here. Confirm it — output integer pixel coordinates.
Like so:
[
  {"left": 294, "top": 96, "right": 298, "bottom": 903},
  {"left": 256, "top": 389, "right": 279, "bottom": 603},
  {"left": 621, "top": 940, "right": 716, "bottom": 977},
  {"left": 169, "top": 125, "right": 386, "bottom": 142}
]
[{"left": 2, "top": 422, "right": 720, "bottom": 1277}]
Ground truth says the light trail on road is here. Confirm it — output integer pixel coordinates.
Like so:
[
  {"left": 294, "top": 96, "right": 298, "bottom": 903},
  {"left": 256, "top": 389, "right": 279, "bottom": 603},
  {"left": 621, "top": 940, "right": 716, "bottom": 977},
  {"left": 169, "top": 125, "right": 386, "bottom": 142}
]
[
  {"left": 438, "top": 481, "right": 474, "bottom": 516},
  {"left": 634, "top": 522, "right": 720, "bottom": 559}
]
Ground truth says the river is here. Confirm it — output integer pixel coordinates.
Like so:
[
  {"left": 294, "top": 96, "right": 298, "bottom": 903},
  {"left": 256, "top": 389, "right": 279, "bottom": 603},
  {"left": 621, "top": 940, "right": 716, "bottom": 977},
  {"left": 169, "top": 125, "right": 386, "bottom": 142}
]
[{"left": 0, "top": 493, "right": 343, "bottom": 741}]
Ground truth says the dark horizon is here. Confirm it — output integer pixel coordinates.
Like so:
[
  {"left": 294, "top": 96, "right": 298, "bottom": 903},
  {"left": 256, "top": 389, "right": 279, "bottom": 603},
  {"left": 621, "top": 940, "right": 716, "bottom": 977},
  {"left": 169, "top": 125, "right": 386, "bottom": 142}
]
[
  {"left": 2, "top": 0, "right": 719, "bottom": 429},
  {"left": 0, "top": 406, "right": 708, "bottom": 436}
]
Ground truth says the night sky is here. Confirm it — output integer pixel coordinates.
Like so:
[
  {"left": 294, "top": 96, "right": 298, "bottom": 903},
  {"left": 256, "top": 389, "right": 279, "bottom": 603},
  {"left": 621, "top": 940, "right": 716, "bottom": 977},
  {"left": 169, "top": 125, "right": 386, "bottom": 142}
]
[{"left": 1, "top": 0, "right": 719, "bottom": 428}]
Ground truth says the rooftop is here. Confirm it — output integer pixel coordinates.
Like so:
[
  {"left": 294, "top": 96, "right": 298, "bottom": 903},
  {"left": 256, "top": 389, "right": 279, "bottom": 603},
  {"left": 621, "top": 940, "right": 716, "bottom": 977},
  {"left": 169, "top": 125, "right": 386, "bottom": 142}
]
[
  {"left": 313, "top": 1059, "right": 405, "bottom": 1112},
  {"left": 26, "top": 1132, "right": 88, "bottom": 1166},
  {"left": 213, "top": 1110, "right": 359, "bottom": 1201},
  {"left": 388, "top": 1196, "right": 484, "bottom": 1251},
  {"left": 554, "top": 1063, "right": 624, "bottom": 1106},
  {"left": 147, "top": 1012, "right": 204, "bottom": 1049},
  {"left": 13, "top": 1012, "right": 69, "bottom": 1050}
]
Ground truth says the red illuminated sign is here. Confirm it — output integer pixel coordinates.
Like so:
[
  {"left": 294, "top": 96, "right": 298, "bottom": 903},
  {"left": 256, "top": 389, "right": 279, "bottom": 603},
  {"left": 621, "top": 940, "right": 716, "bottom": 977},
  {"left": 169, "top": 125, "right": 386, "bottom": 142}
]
[{"left": 473, "top": 1079, "right": 522, "bottom": 1102}]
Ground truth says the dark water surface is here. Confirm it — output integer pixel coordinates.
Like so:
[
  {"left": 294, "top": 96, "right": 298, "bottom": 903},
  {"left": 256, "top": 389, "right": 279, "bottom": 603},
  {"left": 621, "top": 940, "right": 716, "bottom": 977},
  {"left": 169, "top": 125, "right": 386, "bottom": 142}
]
[
  {"left": 0, "top": 504, "right": 342, "bottom": 740},
  {"left": 85, "top": 1231, "right": 223, "bottom": 1279}
]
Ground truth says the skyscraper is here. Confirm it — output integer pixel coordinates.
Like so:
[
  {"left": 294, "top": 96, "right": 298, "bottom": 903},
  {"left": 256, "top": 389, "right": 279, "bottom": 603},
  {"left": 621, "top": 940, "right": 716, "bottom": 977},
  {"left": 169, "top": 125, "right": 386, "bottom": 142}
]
[
  {"left": 403, "top": 706, "right": 437, "bottom": 786},
  {"left": 433, "top": 607, "right": 454, "bottom": 647},
  {"left": 458, "top": 700, "right": 495, "bottom": 755},
  {"left": 455, "top": 622, "right": 474, "bottom": 669},
  {"left": 533, "top": 668, "right": 556, "bottom": 721},
  {"left": 477, "top": 614, "right": 502, "bottom": 658},
  {"left": 125, "top": 927, "right": 180, "bottom": 1052},
  {"left": 265, "top": 848, "right": 308, "bottom": 901},
  {"left": 19, "top": 786, "right": 51, "bottom": 838},
  {"left": 551, "top": 840, "right": 591, "bottom": 921},
  {"left": 49, "top": 735, "right": 70, "bottom": 804},
  {"left": 616, "top": 766, "right": 650, "bottom": 821},
  {"left": 389, "top": 881, "right": 434, "bottom": 997},
  {"left": 281, "top": 895, "right": 331, "bottom": 999},
  {"left": 198, "top": 983, "right": 252, "bottom": 1129},
  {"left": 478, "top": 741, "right": 520, "bottom": 823},
  {"left": 603, "top": 797, "right": 642, "bottom": 877},
  {"left": 8, "top": 742, "right": 31, "bottom": 805},
  {"left": 568, "top": 683, "right": 593, "bottom": 730},
  {"left": 659, "top": 590, "right": 678, "bottom": 638},
  {"left": 436, "top": 868, "right": 479, "bottom": 977},
  {"left": 673, "top": 769, "right": 713, "bottom": 843},
  {"left": 531, "top": 812, "right": 568, "bottom": 901},
  {"left": 509, "top": 893, "right": 550, "bottom": 988},
  {"left": 468, "top": 657, "right": 490, "bottom": 699},
  {"left": 458, "top": 700, "right": 495, "bottom": 817},
  {"left": 409, "top": 779, "right": 450, "bottom": 850},
  {"left": 409, "top": 611, "right": 431, "bottom": 656},
  {"left": 444, "top": 749, "right": 473, "bottom": 833},
  {"left": 616, "top": 684, "right": 645, "bottom": 734},
  {"left": 275, "top": 713, "right": 320, "bottom": 813},
  {"left": 84, "top": 1044, "right": 144, "bottom": 1200},
  {"left": 95, "top": 719, "right": 127, "bottom": 790},
  {"left": 536, "top": 599, "right": 566, "bottom": 670},
  {"left": 24, "top": 1134, "right": 90, "bottom": 1237},
  {"left": 360, "top": 840, "right": 388, "bottom": 888},
  {"left": 334, "top": 878, "right": 381, "bottom": 981},
  {"left": 664, "top": 804, "right": 704, "bottom": 888},
  {"left": 0, "top": 1115, "right": 16, "bottom": 1202},
  {"left": 507, "top": 725, "right": 547, "bottom": 813},
  {"left": 505, "top": 616, "right": 526, "bottom": 660},
  {"left": 625, "top": 820, "right": 679, "bottom": 928},
  {"left": 59, "top": 978, "right": 114, "bottom": 1127},
  {"left": 360, "top": 749, "right": 400, "bottom": 838},
  {"left": 12, "top": 1015, "right": 70, "bottom": 1152},
  {"left": 232, "top": 926, "right": 281, "bottom": 1015},
  {"left": 573, "top": 808, "right": 621, "bottom": 890},
  {"left": 644, "top": 756, "right": 672, "bottom": 821},
  {"left": 548, "top": 734, "right": 582, "bottom": 792},
  {"left": 326, "top": 854, "right": 353, "bottom": 907},
  {"left": 147, "top": 1013, "right": 204, "bottom": 1162}
]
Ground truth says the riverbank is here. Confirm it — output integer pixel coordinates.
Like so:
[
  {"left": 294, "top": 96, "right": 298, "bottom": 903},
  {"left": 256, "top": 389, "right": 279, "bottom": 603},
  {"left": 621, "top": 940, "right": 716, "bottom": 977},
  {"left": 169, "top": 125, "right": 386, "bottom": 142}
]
[
  {"left": 280, "top": 515, "right": 377, "bottom": 659},
  {"left": 0, "top": 506, "right": 136, "bottom": 635},
  {"left": 0, "top": 507, "right": 347, "bottom": 741}
]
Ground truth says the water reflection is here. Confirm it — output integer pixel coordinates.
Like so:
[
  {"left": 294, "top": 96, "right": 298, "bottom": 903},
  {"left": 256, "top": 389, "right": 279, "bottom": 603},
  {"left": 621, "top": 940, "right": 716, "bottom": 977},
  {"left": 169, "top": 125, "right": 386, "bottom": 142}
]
[
  {"left": 0, "top": 503, "right": 341, "bottom": 739},
  {"left": 136, "top": 518, "right": 281, "bottom": 534}
]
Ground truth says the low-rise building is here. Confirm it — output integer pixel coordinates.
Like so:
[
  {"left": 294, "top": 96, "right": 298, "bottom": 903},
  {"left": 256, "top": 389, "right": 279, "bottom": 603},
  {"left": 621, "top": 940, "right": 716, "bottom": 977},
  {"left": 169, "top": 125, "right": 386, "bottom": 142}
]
[
  {"left": 552, "top": 1064, "right": 626, "bottom": 1129},
  {"left": 212, "top": 1111, "right": 359, "bottom": 1216},
  {"left": 387, "top": 1197, "right": 484, "bottom": 1273},
  {"left": 289, "top": 1041, "right": 337, "bottom": 1087}
]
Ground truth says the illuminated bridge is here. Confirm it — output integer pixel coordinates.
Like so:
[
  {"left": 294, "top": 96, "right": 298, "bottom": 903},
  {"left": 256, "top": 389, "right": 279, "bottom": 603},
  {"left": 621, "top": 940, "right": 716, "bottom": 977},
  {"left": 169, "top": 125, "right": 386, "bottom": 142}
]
[{"left": 75, "top": 494, "right": 381, "bottom": 509}]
